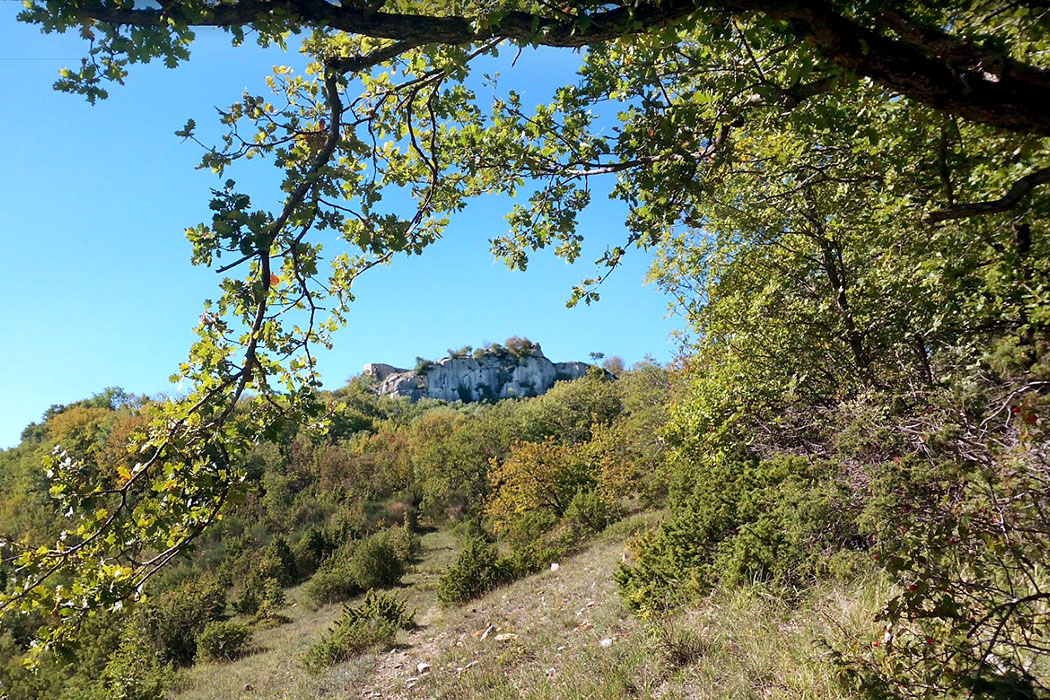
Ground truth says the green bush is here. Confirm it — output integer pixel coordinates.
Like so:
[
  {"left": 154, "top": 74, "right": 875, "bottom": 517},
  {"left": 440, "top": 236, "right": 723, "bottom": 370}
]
[
  {"left": 88, "top": 635, "right": 173, "bottom": 700},
  {"left": 256, "top": 577, "right": 288, "bottom": 620},
  {"left": 564, "top": 488, "right": 624, "bottom": 533},
  {"left": 389, "top": 523, "right": 422, "bottom": 563},
  {"left": 306, "top": 532, "right": 405, "bottom": 606},
  {"left": 232, "top": 575, "right": 286, "bottom": 618},
  {"left": 196, "top": 621, "right": 253, "bottom": 662},
  {"left": 0, "top": 631, "right": 64, "bottom": 700},
  {"left": 436, "top": 536, "right": 506, "bottom": 606},
  {"left": 349, "top": 532, "right": 405, "bottom": 591},
  {"left": 134, "top": 576, "right": 227, "bottom": 667},
  {"left": 504, "top": 336, "right": 539, "bottom": 358},
  {"left": 258, "top": 535, "right": 297, "bottom": 585},
  {"left": 497, "top": 508, "right": 560, "bottom": 547},
  {"left": 500, "top": 522, "right": 583, "bottom": 579},
  {"left": 292, "top": 526, "right": 329, "bottom": 580},
  {"left": 616, "top": 453, "right": 862, "bottom": 613},
  {"left": 305, "top": 544, "right": 361, "bottom": 606},
  {"left": 302, "top": 590, "right": 414, "bottom": 668}
]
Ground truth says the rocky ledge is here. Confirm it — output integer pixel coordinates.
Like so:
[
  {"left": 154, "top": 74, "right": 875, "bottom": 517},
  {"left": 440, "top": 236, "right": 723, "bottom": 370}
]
[{"left": 363, "top": 341, "right": 607, "bottom": 403}]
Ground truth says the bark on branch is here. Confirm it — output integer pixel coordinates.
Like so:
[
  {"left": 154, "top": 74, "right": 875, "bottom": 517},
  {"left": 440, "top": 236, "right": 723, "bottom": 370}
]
[
  {"left": 70, "top": 0, "right": 1050, "bottom": 136},
  {"left": 929, "top": 167, "right": 1050, "bottom": 223}
]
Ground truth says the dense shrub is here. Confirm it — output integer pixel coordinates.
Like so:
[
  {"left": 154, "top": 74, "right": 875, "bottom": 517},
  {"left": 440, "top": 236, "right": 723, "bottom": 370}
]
[
  {"left": 514, "top": 375, "right": 623, "bottom": 445},
  {"left": 306, "top": 532, "right": 406, "bottom": 606},
  {"left": 258, "top": 535, "right": 297, "bottom": 585},
  {"left": 504, "top": 336, "right": 539, "bottom": 358},
  {"left": 496, "top": 508, "right": 560, "bottom": 547},
  {"left": 499, "top": 540, "right": 560, "bottom": 578},
  {"left": 134, "top": 577, "right": 227, "bottom": 667},
  {"left": 302, "top": 590, "right": 414, "bottom": 668},
  {"left": 0, "top": 632, "right": 64, "bottom": 700},
  {"left": 258, "top": 578, "right": 288, "bottom": 620},
  {"left": 349, "top": 532, "right": 405, "bottom": 590},
  {"left": 196, "top": 621, "right": 253, "bottom": 662},
  {"left": 232, "top": 575, "right": 285, "bottom": 618},
  {"left": 832, "top": 376, "right": 1050, "bottom": 699},
  {"left": 485, "top": 438, "right": 594, "bottom": 533},
  {"left": 436, "top": 536, "right": 506, "bottom": 606},
  {"left": 616, "top": 453, "right": 862, "bottom": 613},
  {"left": 305, "top": 544, "right": 361, "bottom": 606},
  {"left": 564, "top": 488, "right": 624, "bottom": 534},
  {"left": 500, "top": 522, "right": 586, "bottom": 578},
  {"left": 409, "top": 409, "right": 493, "bottom": 524},
  {"left": 389, "top": 523, "right": 422, "bottom": 562},
  {"left": 292, "top": 526, "right": 330, "bottom": 580},
  {"left": 88, "top": 635, "right": 173, "bottom": 700},
  {"left": 231, "top": 583, "right": 259, "bottom": 615}
]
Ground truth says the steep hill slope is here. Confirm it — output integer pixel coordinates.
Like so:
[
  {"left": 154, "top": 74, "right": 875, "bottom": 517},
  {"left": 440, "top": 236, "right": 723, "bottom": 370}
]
[{"left": 175, "top": 513, "right": 887, "bottom": 700}]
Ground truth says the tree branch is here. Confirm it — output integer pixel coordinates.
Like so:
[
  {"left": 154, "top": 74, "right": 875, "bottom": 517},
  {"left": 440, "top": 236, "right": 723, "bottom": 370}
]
[
  {"left": 69, "top": 0, "right": 695, "bottom": 49},
  {"left": 928, "top": 167, "right": 1050, "bottom": 223},
  {"left": 720, "top": 0, "right": 1050, "bottom": 136},
  {"left": 65, "top": 0, "right": 1050, "bottom": 136}
]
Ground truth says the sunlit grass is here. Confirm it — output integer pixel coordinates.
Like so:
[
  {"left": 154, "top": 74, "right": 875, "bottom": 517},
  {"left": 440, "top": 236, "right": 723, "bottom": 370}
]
[{"left": 175, "top": 515, "right": 886, "bottom": 700}]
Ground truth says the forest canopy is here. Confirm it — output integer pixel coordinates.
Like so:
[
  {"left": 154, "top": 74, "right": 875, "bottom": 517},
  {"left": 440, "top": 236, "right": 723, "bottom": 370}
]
[{"left": 3, "top": 2, "right": 1050, "bottom": 696}]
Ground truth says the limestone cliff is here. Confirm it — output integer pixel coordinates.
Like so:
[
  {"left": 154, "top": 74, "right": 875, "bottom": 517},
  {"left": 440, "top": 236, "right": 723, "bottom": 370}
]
[{"left": 363, "top": 342, "right": 607, "bottom": 402}]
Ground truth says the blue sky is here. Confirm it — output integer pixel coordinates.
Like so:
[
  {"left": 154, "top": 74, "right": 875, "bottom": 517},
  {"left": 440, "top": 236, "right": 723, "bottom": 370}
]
[{"left": 0, "top": 6, "right": 681, "bottom": 447}]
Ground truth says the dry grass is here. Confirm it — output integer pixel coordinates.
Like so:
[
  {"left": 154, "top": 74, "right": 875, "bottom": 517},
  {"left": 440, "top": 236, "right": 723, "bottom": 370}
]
[
  {"left": 172, "top": 529, "right": 459, "bottom": 700},
  {"left": 174, "top": 514, "right": 888, "bottom": 700}
]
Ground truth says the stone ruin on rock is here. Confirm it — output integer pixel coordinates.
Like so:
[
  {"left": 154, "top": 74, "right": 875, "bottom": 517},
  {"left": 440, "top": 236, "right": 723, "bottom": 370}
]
[{"left": 363, "top": 340, "right": 608, "bottom": 402}]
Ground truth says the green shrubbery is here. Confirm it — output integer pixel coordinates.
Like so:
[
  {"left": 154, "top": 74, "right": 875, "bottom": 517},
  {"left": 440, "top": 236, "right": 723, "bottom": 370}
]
[
  {"left": 389, "top": 523, "right": 422, "bottom": 562},
  {"left": 305, "top": 545, "right": 363, "bottom": 606},
  {"left": 499, "top": 536, "right": 566, "bottom": 578},
  {"left": 436, "top": 536, "right": 506, "bottom": 606},
  {"left": 196, "top": 621, "right": 253, "bottom": 662},
  {"left": 232, "top": 574, "right": 286, "bottom": 620},
  {"left": 349, "top": 532, "right": 406, "bottom": 590},
  {"left": 414, "top": 357, "right": 436, "bottom": 374},
  {"left": 504, "top": 336, "right": 539, "bottom": 358},
  {"left": 305, "top": 531, "right": 408, "bottom": 606},
  {"left": 564, "top": 488, "right": 624, "bottom": 534},
  {"left": 258, "top": 535, "right": 298, "bottom": 585},
  {"left": 292, "top": 526, "right": 332, "bottom": 580},
  {"left": 617, "top": 453, "right": 864, "bottom": 613},
  {"left": 88, "top": 635, "right": 173, "bottom": 700},
  {"left": 302, "top": 590, "right": 415, "bottom": 668},
  {"left": 134, "top": 577, "right": 227, "bottom": 667}
]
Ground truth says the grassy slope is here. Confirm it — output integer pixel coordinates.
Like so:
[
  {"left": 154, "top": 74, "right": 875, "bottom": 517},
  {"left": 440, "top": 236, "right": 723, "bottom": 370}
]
[{"left": 175, "top": 514, "right": 889, "bottom": 700}]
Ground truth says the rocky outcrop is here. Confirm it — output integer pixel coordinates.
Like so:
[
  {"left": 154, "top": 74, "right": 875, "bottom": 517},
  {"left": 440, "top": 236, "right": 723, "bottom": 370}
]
[{"left": 363, "top": 343, "right": 607, "bottom": 403}]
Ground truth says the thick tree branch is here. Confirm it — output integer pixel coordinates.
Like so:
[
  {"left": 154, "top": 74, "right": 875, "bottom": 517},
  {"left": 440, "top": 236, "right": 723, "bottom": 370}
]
[
  {"left": 929, "top": 166, "right": 1050, "bottom": 223},
  {"left": 67, "top": 0, "right": 1050, "bottom": 136},
  {"left": 73, "top": 0, "right": 694, "bottom": 48},
  {"left": 720, "top": 0, "right": 1050, "bottom": 137}
]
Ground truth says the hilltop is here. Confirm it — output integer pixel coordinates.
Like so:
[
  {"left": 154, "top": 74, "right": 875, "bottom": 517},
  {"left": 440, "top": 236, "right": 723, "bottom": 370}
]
[{"left": 363, "top": 338, "right": 609, "bottom": 403}]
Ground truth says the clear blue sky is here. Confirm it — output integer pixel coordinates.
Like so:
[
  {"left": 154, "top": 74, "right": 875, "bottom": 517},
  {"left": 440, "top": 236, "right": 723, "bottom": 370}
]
[{"left": 0, "top": 6, "right": 681, "bottom": 447}]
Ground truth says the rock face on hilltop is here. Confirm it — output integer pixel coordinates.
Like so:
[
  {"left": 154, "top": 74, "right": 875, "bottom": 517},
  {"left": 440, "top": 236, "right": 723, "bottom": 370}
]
[{"left": 363, "top": 342, "right": 606, "bottom": 402}]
